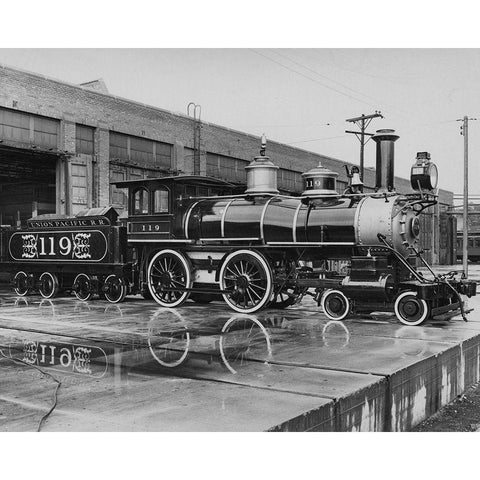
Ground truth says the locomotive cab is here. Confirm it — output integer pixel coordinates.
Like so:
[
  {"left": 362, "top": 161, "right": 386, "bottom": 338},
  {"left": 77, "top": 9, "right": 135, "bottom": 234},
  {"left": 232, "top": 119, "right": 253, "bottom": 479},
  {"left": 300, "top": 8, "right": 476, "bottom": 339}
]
[
  {"left": 112, "top": 175, "right": 239, "bottom": 242},
  {"left": 112, "top": 175, "right": 240, "bottom": 301}
]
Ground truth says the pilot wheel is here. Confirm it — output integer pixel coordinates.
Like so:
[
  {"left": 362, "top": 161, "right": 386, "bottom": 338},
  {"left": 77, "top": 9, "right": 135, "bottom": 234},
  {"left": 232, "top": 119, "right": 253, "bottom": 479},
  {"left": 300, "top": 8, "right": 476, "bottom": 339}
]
[
  {"left": 320, "top": 289, "right": 351, "bottom": 321},
  {"left": 394, "top": 291, "right": 430, "bottom": 326},
  {"left": 219, "top": 250, "right": 273, "bottom": 314},
  {"left": 147, "top": 249, "right": 192, "bottom": 307}
]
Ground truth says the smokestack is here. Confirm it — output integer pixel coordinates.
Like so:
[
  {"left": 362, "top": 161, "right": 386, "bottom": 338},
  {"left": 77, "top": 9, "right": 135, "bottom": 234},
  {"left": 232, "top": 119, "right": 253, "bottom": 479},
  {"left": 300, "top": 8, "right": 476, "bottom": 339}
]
[{"left": 372, "top": 129, "right": 399, "bottom": 191}]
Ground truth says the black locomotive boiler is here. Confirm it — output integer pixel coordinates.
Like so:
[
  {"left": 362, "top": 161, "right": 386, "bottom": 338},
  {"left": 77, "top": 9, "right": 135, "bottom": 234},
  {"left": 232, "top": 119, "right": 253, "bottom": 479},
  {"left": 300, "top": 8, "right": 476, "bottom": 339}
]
[{"left": 1, "top": 129, "right": 476, "bottom": 326}]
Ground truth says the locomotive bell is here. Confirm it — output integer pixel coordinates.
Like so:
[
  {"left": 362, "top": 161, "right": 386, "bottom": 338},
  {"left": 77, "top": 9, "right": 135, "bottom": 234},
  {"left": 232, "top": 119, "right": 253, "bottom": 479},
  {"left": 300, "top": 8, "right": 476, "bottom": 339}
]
[
  {"left": 301, "top": 161, "right": 339, "bottom": 196},
  {"left": 245, "top": 134, "right": 279, "bottom": 195},
  {"left": 372, "top": 129, "right": 399, "bottom": 192}
]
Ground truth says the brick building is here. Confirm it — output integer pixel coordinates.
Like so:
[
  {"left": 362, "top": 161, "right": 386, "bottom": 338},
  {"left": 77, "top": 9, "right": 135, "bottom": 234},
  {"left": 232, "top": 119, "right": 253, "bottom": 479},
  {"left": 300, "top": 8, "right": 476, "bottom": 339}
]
[{"left": 0, "top": 63, "right": 454, "bottom": 263}]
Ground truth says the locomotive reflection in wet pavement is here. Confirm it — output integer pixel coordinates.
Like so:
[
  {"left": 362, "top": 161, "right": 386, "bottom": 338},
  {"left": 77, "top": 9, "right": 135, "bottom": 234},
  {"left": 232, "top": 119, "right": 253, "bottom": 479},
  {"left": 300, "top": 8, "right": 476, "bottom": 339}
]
[
  {"left": 0, "top": 291, "right": 359, "bottom": 381},
  {"left": 2, "top": 286, "right": 480, "bottom": 431}
]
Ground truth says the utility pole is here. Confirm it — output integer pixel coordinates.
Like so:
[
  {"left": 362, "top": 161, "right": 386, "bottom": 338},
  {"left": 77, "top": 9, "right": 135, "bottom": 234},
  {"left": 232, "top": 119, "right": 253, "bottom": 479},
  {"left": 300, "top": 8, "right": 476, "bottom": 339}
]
[
  {"left": 346, "top": 111, "right": 383, "bottom": 182},
  {"left": 457, "top": 116, "right": 477, "bottom": 278}
]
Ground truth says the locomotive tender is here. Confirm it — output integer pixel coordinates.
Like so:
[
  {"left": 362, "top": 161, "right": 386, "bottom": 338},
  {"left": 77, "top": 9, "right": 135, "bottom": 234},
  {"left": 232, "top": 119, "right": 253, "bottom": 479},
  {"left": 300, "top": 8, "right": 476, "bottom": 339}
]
[{"left": 0, "top": 129, "right": 476, "bottom": 326}]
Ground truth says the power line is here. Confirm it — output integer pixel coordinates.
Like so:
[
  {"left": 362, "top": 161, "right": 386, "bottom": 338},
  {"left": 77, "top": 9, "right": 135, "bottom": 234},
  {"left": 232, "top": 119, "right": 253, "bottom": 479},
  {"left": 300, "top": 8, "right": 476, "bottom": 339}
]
[
  {"left": 306, "top": 50, "right": 414, "bottom": 120},
  {"left": 226, "top": 122, "right": 336, "bottom": 128},
  {"left": 286, "top": 134, "right": 347, "bottom": 145},
  {"left": 271, "top": 50, "right": 381, "bottom": 105},
  {"left": 250, "top": 49, "right": 379, "bottom": 109}
]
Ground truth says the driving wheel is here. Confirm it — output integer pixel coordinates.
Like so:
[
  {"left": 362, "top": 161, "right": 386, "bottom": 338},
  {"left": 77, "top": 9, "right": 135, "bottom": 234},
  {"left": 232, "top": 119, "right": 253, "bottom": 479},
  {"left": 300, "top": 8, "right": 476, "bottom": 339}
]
[
  {"left": 147, "top": 249, "right": 192, "bottom": 307},
  {"left": 219, "top": 250, "right": 273, "bottom": 314}
]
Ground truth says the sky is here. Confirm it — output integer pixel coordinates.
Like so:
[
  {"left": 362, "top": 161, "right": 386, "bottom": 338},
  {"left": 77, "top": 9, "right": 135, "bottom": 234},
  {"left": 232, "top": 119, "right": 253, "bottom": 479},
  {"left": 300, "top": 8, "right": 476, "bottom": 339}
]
[{"left": 0, "top": 48, "right": 479, "bottom": 195}]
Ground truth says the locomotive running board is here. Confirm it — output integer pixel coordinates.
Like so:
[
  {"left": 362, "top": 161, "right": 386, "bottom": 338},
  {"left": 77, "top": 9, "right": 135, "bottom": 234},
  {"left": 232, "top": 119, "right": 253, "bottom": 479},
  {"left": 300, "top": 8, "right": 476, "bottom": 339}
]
[{"left": 296, "top": 278, "right": 344, "bottom": 288}]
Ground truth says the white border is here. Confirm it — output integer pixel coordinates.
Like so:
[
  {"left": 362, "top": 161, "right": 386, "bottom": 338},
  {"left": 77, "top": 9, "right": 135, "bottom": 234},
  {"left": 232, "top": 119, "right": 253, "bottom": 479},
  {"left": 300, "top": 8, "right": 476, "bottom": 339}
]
[{"left": 8, "top": 230, "right": 108, "bottom": 263}]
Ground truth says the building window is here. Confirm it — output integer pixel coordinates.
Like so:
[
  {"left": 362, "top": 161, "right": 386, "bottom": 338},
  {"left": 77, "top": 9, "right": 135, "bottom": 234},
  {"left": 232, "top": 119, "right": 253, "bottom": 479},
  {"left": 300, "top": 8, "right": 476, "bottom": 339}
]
[
  {"left": 131, "top": 136, "right": 154, "bottom": 163},
  {"left": 110, "top": 169, "right": 127, "bottom": 207},
  {"left": 155, "top": 142, "right": 172, "bottom": 169},
  {"left": 70, "top": 163, "right": 88, "bottom": 215},
  {"left": 133, "top": 188, "right": 149, "bottom": 215},
  {"left": 154, "top": 188, "right": 169, "bottom": 213},
  {"left": 110, "top": 132, "right": 128, "bottom": 160},
  {"left": 33, "top": 117, "right": 59, "bottom": 149},
  {"left": 206, "top": 153, "right": 248, "bottom": 183},
  {"left": 76, "top": 124, "right": 94, "bottom": 155},
  {"left": 109, "top": 131, "right": 173, "bottom": 170},
  {"left": 0, "top": 107, "right": 30, "bottom": 143},
  {"left": 0, "top": 107, "right": 59, "bottom": 149},
  {"left": 278, "top": 168, "right": 303, "bottom": 192}
]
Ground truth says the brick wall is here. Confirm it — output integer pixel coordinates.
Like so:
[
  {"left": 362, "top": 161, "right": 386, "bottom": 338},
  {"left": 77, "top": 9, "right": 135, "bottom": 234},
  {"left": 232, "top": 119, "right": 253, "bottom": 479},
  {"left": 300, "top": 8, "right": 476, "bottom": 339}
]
[{"left": 0, "top": 63, "right": 453, "bottom": 209}]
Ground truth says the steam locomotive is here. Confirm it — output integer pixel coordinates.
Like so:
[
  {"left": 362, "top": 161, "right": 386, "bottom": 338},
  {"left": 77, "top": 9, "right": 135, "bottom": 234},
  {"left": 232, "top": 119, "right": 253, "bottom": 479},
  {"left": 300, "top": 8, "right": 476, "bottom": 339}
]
[{"left": 0, "top": 129, "right": 476, "bottom": 326}]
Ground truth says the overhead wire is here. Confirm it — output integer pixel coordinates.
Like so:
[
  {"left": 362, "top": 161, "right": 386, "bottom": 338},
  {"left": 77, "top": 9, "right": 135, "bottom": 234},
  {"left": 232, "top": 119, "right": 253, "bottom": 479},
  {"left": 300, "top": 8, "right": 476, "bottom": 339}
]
[
  {"left": 286, "top": 134, "right": 348, "bottom": 145},
  {"left": 276, "top": 49, "right": 419, "bottom": 119},
  {"left": 271, "top": 49, "right": 382, "bottom": 104},
  {"left": 250, "top": 49, "right": 379, "bottom": 109}
]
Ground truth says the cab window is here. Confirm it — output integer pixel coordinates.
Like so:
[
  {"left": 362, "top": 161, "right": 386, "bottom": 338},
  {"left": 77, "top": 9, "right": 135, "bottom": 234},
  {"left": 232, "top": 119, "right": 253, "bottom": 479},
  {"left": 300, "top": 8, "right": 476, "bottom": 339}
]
[
  {"left": 133, "top": 188, "right": 149, "bottom": 215},
  {"left": 154, "top": 187, "right": 169, "bottom": 213}
]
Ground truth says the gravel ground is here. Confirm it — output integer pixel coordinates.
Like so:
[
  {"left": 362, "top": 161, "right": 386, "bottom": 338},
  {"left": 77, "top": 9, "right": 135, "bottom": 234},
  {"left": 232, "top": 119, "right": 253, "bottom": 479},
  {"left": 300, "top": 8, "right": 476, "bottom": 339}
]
[
  {"left": 412, "top": 263, "right": 480, "bottom": 432},
  {"left": 412, "top": 380, "right": 480, "bottom": 432}
]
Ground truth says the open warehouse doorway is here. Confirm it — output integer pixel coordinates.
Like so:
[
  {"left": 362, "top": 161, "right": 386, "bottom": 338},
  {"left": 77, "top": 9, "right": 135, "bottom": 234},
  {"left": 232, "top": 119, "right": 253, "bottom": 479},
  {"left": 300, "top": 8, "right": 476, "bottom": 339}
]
[{"left": 0, "top": 145, "right": 58, "bottom": 227}]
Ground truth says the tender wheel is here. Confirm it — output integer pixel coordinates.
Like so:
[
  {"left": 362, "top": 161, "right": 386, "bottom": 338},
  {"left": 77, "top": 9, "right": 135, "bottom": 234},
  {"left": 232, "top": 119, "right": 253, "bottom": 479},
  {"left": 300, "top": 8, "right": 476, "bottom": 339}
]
[
  {"left": 147, "top": 249, "right": 192, "bottom": 307},
  {"left": 320, "top": 289, "right": 351, "bottom": 321},
  {"left": 103, "top": 275, "right": 128, "bottom": 304},
  {"left": 39, "top": 272, "right": 59, "bottom": 299},
  {"left": 13, "top": 271, "right": 31, "bottom": 296},
  {"left": 219, "top": 250, "right": 273, "bottom": 314},
  {"left": 73, "top": 273, "right": 94, "bottom": 301},
  {"left": 394, "top": 291, "right": 430, "bottom": 326}
]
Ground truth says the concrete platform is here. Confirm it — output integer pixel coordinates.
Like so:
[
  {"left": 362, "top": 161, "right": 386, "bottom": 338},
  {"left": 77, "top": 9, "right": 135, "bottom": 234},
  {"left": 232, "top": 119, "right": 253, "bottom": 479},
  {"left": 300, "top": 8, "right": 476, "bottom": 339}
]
[{"left": 0, "top": 276, "right": 479, "bottom": 432}]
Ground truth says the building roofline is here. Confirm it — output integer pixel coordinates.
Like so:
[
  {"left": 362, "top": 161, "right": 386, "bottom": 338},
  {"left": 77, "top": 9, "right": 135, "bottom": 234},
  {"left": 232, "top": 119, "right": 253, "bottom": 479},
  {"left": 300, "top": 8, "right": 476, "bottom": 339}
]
[
  {"left": 0, "top": 62, "right": 346, "bottom": 160},
  {"left": 0, "top": 63, "right": 453, "bottom": 198}
]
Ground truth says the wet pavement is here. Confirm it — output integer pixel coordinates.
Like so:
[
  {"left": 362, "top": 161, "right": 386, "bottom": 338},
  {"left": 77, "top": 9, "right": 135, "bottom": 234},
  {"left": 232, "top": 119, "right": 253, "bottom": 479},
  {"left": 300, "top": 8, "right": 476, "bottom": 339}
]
[{"left": 1, "top": 266, "right": 480, "bottom": 431}]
